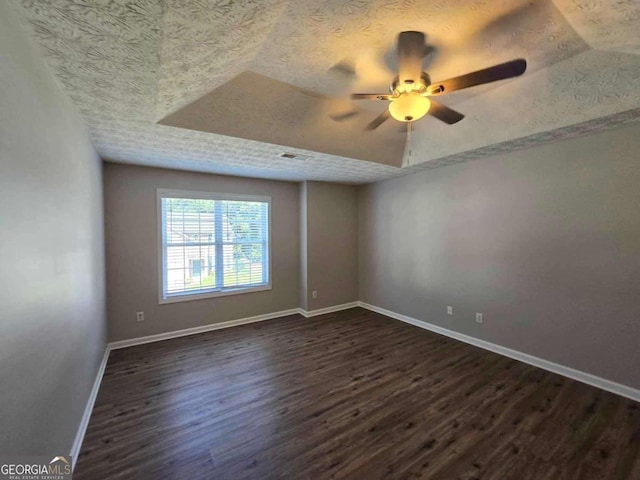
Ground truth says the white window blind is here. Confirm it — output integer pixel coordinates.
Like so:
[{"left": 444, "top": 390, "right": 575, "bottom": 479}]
[{"left": 159, "top": 190, "right": 270, "bottom": 303}]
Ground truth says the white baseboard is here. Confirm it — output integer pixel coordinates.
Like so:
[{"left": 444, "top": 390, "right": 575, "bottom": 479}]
[
  {"left": 108, "top": 308, "right": 300, "bottom": 350},
  {"left": 71, "top": 345, "right": 110, "bottom": 471},
  {"left": 109, "top": 303, "right": 360, "bottom": 349},
  {"left": 358, "top": 301, "right": 640, "bottom": 403},
  {"left": 299, "top": 302, "right": 359, "bottom": 318}
]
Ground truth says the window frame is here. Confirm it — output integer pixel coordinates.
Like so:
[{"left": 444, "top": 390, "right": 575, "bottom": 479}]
[{"left": 157, "top": 188, "right": 272, "bottom": 305}]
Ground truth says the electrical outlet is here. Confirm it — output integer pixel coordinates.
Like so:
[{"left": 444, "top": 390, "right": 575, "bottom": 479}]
[
  {"left": 475, "top": 313, "right": 483, "bottom": 324},
  {"left": 312, "top": 290, "right": 318, "bottom": 299},
  {"left": 447, "top": 306, "right": 453, "bottom": 315},
  {"left": 136, "top": 311, "right": 144, "bottom": 322}
]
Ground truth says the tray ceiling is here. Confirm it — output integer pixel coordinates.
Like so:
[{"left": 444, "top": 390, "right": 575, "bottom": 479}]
[{"left": 11, "top": 0, "right": 640, "bottom": 183}]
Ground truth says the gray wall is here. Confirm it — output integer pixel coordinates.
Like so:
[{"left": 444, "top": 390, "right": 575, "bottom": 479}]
[
  {"left": 303, "top": 182, "right": 359, "bottom": 310},
  {"left": 359, "top": 122, "right": 640, "bottom": 389},
  {"left": 0, "top": 3, "right": 107, "bottom": 455},
  {"left": 104, "top": 163, "right": 300, "bottom": 342}
]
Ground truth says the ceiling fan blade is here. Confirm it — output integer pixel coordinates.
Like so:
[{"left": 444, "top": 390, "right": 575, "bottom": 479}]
[
  {"left": 291, "top": 85, "right": 324, "bottom": 98},
  {"left": 398, "top": 31, "right": 426, "bottom": 87},
  {"left": 329, "top": 58, "right": 357, "bottom": 76},
  {"left": 428, "top": 100, "right": 465, "bottom": 124},
  {"left": 366, "top": 109, "right": 391, "bottom": 130},
  {"left": 428, "top": 58, "right": 527, "bottom": 95},
  {"left": 351, "top": 93, "right": 391, "bottom": 101},
  {"left": 330, "top": 110, "right": 359, "bottom": 122}
]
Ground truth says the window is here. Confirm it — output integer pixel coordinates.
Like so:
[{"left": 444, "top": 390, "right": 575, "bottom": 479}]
[{"left": 158, "top": 189, "right": 270, "bottom": 303}]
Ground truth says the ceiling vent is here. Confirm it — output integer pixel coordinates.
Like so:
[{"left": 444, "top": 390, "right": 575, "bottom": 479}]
[{"left": 280, "top": 152, "right": 312, "bottom": 160}]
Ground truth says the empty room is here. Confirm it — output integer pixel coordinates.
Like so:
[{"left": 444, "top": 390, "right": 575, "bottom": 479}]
[{"left": 1, "top": 1, "right": 640, "bottom": 479}]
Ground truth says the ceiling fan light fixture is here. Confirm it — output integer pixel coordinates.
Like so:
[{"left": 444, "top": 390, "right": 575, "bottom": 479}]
[
  {"left": 350, "top": 32, "right": 526, "bottom": 131},
  {"left": 389, "top": 93, "right": 431, "bottom": 123}
]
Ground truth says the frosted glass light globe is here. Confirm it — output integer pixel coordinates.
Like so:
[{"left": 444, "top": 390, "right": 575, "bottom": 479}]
[{"left": 389, "top": 93, "right": 431, "bottom": 122}]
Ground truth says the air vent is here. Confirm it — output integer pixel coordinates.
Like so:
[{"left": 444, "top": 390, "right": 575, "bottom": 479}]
[{"left": 280, "top": 152, "right": 312, "bottom": 160}]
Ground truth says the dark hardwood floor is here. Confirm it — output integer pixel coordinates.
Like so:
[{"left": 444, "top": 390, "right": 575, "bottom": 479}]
[{"left": 74, "top": 308, "right": 640, "bottom": 479}]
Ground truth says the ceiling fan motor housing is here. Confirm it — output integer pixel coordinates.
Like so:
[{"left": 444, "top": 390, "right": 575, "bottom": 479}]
[{"left": 391, "top": 72, "right": 431, "bottom": 95}]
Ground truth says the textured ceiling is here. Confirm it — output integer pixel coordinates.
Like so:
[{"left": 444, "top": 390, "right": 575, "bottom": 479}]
[{"left": 11, "top": 0, "right": 640, "bottom": 183}]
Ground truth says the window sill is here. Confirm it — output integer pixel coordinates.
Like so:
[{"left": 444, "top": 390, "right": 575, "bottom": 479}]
[{"left": 159, "top": 284, "right": 272, "bottom": 305}]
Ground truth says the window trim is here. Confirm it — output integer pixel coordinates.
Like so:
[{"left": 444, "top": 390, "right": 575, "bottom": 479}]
[{"left": 157, "top": 188, "right": 272, "bottom": 305}]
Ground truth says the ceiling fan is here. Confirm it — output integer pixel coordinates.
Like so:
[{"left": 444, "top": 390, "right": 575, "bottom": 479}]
[{"left": 351, "top": 31, "right": 527, "bottom": 131}]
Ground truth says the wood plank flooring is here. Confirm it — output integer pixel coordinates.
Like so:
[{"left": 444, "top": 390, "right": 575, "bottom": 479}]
[{"left": 74, "top": 308, "right": 640, "bottom": 479}]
